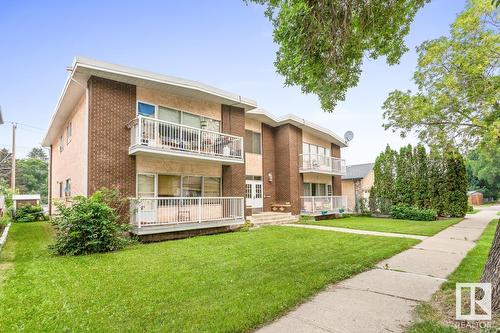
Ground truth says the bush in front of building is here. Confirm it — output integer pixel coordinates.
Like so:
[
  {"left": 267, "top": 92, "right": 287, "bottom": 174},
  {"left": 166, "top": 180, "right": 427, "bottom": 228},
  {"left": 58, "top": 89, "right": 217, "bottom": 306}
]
[
  {"left": 390, "top": 204, "right": 437, "bottom": 221},
  {"left": 15, "top": 204, "right": 47, "bottom": 222},
  {"left": 50, "top": 190, "right": 131, "bottom": 255}
]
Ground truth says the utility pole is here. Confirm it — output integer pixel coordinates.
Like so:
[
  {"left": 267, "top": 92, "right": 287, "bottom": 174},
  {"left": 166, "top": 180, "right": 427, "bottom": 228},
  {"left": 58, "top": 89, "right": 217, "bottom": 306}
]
[{"left": 11, "top": 122, "right": 16, "bottom": 192}]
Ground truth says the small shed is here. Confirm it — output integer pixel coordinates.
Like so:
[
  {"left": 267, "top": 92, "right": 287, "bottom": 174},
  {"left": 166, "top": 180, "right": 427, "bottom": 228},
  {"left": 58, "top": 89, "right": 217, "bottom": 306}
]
[
  {"left": 12, "top": 194, "right": 41, "bottom": 211},
  {"left": 467, "top": 191, "right": 483, "bottom": 206}
]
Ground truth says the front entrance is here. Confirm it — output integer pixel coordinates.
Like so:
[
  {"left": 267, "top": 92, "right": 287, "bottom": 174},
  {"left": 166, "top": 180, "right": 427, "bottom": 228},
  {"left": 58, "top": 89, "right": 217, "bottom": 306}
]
[{"left": 245, "top": 180, "right": 263, "bottom": 210}]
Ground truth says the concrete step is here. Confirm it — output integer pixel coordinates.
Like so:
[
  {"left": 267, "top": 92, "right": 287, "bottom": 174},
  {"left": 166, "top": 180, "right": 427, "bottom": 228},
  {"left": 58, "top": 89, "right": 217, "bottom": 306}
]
[{"left": 249, "top": 213, "right": 298, "bottom": 225}]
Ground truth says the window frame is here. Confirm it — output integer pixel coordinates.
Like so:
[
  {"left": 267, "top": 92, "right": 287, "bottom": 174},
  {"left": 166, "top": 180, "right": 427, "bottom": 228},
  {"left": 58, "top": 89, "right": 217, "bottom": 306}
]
[
  {"left": 303, "top": 142, "right": 330, "bottom": 158},
  {"left": 136, "top": 173, "right": 222, "bottom": 198},
  {"left": 59, "top": 135, "right": 64, "bottom": 152},
  {"left": 303, "top": 182, "right": 332, "bottom": 197},
  {"left": 65, "top": 178, "right": 71, "bottom": 198},
  {"left": 245, "top": 130, "right": 262, "bottom": 155},
  {"left": 137, "top": 101, "right": 221, "bottom": 132},
  {"left": 136, "top": 173, "right": 158, "bottom": 198},
  {"left": 66, "top": 122, "right": 72, "bottom": 144}
]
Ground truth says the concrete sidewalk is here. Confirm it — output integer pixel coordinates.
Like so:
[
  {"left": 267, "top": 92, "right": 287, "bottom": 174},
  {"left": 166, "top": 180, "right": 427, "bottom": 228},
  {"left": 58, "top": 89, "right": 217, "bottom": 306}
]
[
  {"left": 258, "top": 206, "right": 499, "bottom": 333},
  {"left": 283, "top": 223, "right": 427, "bottom": 240}
]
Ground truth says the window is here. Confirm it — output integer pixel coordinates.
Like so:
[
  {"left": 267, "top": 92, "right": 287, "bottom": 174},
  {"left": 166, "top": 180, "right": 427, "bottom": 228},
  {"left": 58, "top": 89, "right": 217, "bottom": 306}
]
[
  {"left": 59, "top": 135, "right": 64, "bottom": 152},
  {"left": 59, "top": 182, "right": 63, "bottom": 198},
  {"left": 303, "top": 183, "right": 330, "bottom": 197},
  {"left": 303, "top": 143, "right": 330, "bottom": 157},
  {"left": 202, "top": 117, "right": 220, "bottom": 132},
  {"left": 245, "top": 130, "right": 261, "bottom": 154},
  {"left": 158, "top": 175, "right": 181, "bottom": 197},
  {"left": 181, "top": 176, "right": 202, "bottom": 197},
  {"left": 182, "top": 176, "right": 203, "bottom": 197},
  {"left": 245, "top": 175, "right": 262, "bottom": 181},
  {"left": 138, "top": 174, "right": 221, "bottom": 197},
  {"left": 137, "top": 174, "right": 155, "bottom": 197},
  {"left": 245, "top": 184, "right": 252, "bottom": 199},
  {"left": 138, "top": 102, "right": 155, "bottom": 117},
  {"left": 65, "top": 179, "right": 71, "bottom": 197},
  {"left": 66, "top": 122, "right": 72, "bottom": 144},
  {"left": 183, "top": 112, "right": 201, "bottom": 128},
  {"left": 203, "top": 177, "right": 221, "bottom": 197},
  {"left": 158, "top": 106, "right": 181, "bottom": 123}
]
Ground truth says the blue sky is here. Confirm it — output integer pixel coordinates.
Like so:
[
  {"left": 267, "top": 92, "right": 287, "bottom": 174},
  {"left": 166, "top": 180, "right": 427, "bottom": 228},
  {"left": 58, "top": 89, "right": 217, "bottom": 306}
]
[{"left": 0, "top": 0, "right": 467, "bottom": 163}]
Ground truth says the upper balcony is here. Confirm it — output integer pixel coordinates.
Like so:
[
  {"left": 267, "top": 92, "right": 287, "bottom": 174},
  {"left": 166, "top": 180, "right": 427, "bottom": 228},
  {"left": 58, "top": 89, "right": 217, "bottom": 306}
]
[
  {"left": 299, "top": 154, "right": 346, "bottom": 175},
  {"left": 129, "top": 116, "right": 244, "bottom": 164}
]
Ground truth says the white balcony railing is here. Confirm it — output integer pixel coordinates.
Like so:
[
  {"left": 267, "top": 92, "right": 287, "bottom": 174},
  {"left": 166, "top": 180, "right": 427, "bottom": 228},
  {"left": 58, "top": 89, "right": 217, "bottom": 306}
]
[
  {"left": 301, "top": 196, "right": 347, "bottom": 215},
  {"left": 129, "top": 116, "right": 244, "bottom": 162},
  {"left": 130, "top": 197, "right": 245, "bottom": 228},
  {"left": 299, "top": 154, "right": 346, "bottom": 175}
]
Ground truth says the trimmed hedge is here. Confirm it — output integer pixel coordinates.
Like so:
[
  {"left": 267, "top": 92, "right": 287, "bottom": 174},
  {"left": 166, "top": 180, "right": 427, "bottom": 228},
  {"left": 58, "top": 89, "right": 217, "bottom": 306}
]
[{"left": 391, "top": 204, "right": 437, "bottom": 221}]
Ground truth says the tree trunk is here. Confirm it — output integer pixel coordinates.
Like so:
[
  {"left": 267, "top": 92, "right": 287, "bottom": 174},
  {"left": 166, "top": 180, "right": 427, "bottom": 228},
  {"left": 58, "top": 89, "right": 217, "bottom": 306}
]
[{"left": 481, "top": 219, "right": 500, "bottom": 311}]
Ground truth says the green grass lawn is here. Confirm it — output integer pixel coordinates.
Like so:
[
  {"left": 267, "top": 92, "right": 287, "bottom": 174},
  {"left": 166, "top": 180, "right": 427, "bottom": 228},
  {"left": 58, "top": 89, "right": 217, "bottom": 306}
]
[
  {"left": 406, "top": 219, "right": 499, "bottom": 332},
  {"left": 298, "top": 216, "right": 463, "bottom": 236},
  {"left": 0, "top": 223, "right": 418, "bottom": 332}
]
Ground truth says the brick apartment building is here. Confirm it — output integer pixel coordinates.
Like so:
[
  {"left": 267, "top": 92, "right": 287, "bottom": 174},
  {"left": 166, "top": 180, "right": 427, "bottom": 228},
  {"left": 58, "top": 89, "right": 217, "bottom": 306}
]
[{"left": 42, "top": 57, "right": 348, "bottom": 239}]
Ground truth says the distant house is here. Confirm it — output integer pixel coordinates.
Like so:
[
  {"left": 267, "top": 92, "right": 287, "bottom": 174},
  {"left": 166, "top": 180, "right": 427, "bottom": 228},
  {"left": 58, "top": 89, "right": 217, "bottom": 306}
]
[
  {"left": 467, "top": 190, "right": 483, "bottom": 206},
  {"left": 341, "top": 163, "right": 374, "bottom": 212}
]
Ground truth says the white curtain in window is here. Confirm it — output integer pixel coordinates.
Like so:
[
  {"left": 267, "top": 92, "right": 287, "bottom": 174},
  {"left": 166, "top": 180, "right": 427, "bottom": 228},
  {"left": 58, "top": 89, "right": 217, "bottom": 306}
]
[{"left": 138, "top": 174, "right": 155, "bottom": 197}]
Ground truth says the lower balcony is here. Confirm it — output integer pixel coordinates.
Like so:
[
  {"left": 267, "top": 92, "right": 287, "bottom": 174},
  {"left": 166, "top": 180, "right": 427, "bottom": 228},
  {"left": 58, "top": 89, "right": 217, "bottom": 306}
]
[
  {"left": 128, "top": 116, "right": 244, "bottom": 164},
  {"left": 130, "top": 197, "right": 245, "bottom": 234},
  {"left": 301, "top": 196, "right": 348, "bottom": 216}
]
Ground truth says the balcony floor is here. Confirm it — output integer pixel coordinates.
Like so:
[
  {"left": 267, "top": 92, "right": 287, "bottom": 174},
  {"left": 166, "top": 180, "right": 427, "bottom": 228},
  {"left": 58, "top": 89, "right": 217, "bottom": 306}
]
[
  {"left": 131, "top": 218, "right": 245, "bottom": 235},
  {"left": 129, "top": 145, "right": 244, "bottom": 165},
  {"left": 299, "top": 168, "right": 345, "bottom": 176}
]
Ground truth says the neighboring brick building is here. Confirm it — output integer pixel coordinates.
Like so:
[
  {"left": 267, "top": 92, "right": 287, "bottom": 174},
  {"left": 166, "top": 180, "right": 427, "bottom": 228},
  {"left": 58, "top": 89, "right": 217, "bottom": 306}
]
[{"left": 43, "top": 57, "right": 348, "bottom": 239}]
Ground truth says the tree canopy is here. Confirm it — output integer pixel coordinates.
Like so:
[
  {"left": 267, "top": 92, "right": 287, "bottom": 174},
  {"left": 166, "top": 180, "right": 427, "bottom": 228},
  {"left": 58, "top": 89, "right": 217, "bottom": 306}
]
[
  {"left": 248, "top": 0, "right": 428, "bottom": 111},
  {"left": 383, "top": 0, "right": 499, "bottom": 151},
  {"left": 16, "top": 147, "right": 48, "bottom": 203}
]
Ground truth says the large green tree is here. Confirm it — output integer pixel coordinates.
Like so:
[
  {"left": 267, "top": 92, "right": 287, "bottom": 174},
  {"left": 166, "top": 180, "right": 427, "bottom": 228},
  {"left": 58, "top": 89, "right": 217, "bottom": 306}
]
[
  {"left": 444, "top": 149, "right": 468, "bottom": 217},
  {"left": 16, "top": 147, "right": 48, "bottom": 204},
  {"left": 371, "top": 145, "right": 397, "bottom": 214},
  {"left": 467, "top": 147, "right": 500, "bottom": 199},
  {"left": 395, "top": 145, "right": 414, "bottom": 206},
  {"left": 413, "top": 145, "right": 430, "bottom": 208},
  {"left": 248, "top": 0, "right": 428, "bottom": 111},
  {"left": 428, "top": 149, "right": 447, "bottom": 216},
  {"left": 383, "top": 0, "right": 499, "bottom": 151}
]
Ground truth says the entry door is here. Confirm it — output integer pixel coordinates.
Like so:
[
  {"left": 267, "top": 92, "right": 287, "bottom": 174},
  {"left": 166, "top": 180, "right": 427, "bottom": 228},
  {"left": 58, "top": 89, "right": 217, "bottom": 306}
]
[{"left": 246, "top": 180, "right": 263, "bottom": 209}]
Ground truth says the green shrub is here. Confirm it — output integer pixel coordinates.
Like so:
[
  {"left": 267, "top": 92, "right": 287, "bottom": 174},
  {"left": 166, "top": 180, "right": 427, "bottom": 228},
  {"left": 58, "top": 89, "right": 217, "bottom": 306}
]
[
  {"left": 50, "top": 190, "right": 131, "bottom": 255},
  {"left": 391, "top": 204, "right": 437, "bottom": 221},
  {"left": 467, "top": 205, "right": 474, "bottom": 213},
  {"left": 15, "top": 204, "right": 47, "bottom": 222}
]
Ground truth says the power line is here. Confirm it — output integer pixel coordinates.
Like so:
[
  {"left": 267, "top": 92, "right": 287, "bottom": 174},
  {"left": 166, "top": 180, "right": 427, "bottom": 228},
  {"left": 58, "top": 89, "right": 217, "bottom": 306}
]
[{"left": 3, "top": 121, "right": 45, "bottom": 131}]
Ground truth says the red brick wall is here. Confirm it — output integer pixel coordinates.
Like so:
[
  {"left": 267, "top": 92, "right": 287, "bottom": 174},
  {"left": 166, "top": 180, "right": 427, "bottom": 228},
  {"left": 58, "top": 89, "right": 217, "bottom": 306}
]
[
  {"left": 273, "top": 124, "right": 303, "bottom": 214},
  {"left": 87, "top": 76, "right": 136, "bottom": 196},
  {"left": 262, "top": 124, "right": 276, "bottom": 212},
  {"left": 331, "top": 143, "right": 342, "bottom": 195},
  {"left": 221, "top": 105, "right": 245, "bottom": 199}
]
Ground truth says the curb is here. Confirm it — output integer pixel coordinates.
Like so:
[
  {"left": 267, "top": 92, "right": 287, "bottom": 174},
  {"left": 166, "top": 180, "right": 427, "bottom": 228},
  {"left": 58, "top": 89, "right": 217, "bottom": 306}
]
[{"left": 0, "top": 223, "right": 11, "bottom": 252}]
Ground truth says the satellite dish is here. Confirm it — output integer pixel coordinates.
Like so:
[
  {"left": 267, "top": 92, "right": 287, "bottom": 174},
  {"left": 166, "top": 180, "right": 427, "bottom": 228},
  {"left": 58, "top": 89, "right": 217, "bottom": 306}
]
[{"left": 344, "top": 130, "right": 354, "bottom": 142}]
